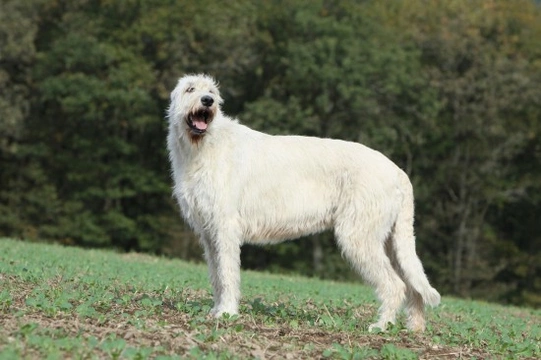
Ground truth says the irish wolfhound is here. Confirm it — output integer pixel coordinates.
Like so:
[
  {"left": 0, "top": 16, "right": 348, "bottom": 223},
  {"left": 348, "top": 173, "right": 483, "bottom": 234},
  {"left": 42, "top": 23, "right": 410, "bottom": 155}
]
[{"left": 167, "top": 74, "right": 440, "bottom": 332}]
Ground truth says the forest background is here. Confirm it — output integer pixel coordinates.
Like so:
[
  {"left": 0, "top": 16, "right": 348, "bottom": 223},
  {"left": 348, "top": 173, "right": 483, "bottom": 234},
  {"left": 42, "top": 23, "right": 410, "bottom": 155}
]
[{"left": 1, "top": 0, "right": 540, "bottom": 308}]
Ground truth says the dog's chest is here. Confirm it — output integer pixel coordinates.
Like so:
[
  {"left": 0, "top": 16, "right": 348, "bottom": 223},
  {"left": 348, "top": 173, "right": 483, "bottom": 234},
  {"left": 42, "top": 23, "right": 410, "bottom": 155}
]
[{"left": 175, "top": 161, "right": 225, "bottom": 228}]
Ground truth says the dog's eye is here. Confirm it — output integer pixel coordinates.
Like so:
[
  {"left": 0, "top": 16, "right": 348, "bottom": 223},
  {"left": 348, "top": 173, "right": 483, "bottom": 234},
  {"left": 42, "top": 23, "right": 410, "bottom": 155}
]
[{"left": 186, "top": 87, "right": 195, "bottom": 93}]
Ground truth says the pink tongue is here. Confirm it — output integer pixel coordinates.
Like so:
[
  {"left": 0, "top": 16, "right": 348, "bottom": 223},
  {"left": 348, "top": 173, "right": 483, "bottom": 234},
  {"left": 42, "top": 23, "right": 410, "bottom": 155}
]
[{"left": 193, "top": 119, "right": 208, "bottom": 130}]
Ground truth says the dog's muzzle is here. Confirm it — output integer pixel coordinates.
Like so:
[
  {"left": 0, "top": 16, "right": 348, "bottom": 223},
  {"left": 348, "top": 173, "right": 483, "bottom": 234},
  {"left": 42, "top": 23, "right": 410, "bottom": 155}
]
[
  {"left": 186, "top": 109, "right": 211, "bottom": 134},
  {"left": 186, "top": 96, "right": 215, "bottom": 135}
]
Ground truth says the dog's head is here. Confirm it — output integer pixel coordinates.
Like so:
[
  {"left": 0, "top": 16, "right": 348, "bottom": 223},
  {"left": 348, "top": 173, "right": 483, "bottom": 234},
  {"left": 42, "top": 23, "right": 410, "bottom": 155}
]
[{"left": 168, "top": 74, "right": 223, "bottom": 143}]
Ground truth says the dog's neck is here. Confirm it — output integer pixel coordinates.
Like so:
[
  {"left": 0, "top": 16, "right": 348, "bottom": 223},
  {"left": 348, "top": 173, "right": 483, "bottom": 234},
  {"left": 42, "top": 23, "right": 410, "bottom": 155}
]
[
  {"left": 170, "top": 124, "right": 198, "bottom": 159},
  {"left": 169, "top": 119, "right": 216, "bottom": 160},
  {"left": 170, "top": 115, "right": 240, "bottom": 164}
]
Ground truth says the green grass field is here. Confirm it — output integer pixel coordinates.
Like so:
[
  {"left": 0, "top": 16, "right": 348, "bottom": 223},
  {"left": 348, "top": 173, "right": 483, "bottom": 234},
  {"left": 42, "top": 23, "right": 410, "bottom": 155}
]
[{"left": 0, "top": 238, "right": 539, "bottom": 359}]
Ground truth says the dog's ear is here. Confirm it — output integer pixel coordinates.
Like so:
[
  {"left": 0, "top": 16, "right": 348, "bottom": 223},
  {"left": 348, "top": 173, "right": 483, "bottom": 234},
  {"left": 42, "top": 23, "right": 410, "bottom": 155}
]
[
  {"left": 216, "top": 93, "right": 224, "bottom": 105},
  {"left": 203, "top": 75, "right": 223, "bottom": 105},
  {"left": 167, "top": 86, "right": 180, "bottom": 122}
]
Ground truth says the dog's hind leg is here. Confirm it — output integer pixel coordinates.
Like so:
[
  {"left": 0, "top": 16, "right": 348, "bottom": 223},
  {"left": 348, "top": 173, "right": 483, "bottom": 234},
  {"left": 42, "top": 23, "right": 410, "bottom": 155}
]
[
  {"left": 404, "top": 285, "right": 425, "bottom": 332},
  {"left": 384, "top": 235, "right": 426, "bottom": 332},
  {"left": 389, "top": 174, "right": 440, "bottom": 331},
  {"left": 335, "top": 218, "right": 406, "bottom": 332}
]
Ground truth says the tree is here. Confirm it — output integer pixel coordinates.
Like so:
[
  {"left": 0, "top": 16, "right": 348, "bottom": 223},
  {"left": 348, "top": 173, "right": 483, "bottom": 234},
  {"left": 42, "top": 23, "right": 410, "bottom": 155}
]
[
  {"left": 372, "top": 0, "right": 541, "bottom": 304},
  {"left": 0, "top": 0, "right": 52, "bottom": 239},
  {"left": 2, "top": 0, "right": 539, "bottom": 308},
  {"left": 1, "top": 0, "right": 260, "bottom": 256},
  {"left": 24, "top": 0, "right": 171, "bottom": 250}
]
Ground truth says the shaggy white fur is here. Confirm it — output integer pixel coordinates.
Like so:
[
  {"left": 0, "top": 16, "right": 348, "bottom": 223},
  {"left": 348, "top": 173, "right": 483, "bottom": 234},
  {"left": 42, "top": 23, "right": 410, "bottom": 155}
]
[{"left": 167, "top": 74, "right": 440, "bottom": 332}]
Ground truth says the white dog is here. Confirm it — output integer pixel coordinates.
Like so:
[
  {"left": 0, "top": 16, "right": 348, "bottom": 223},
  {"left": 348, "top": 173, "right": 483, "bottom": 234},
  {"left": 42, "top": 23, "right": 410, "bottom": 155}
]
[{"left": 167, "top": 74, "right": 440, "bottom": 332}]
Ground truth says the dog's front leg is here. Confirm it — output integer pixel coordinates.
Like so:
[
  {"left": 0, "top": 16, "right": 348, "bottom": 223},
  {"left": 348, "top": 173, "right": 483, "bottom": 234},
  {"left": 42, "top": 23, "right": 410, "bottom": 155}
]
[
  {"left": 200, "top": 235, "right": 222, "bottom": 309},
  {"left": 205, "top": 233, "right": 241, "bottom": 318}
]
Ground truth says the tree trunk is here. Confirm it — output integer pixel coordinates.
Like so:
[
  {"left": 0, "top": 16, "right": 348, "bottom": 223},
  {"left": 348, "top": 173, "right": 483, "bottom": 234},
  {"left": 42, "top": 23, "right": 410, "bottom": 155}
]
[{"left": 312, "top": 235, "right": 324, "bottom": 277}]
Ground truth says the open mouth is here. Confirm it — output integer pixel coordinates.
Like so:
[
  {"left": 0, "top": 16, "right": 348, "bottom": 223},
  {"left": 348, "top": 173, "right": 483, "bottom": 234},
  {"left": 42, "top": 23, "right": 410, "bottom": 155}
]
[{"left": 186, "top": 109, "right": 211, "bottom": 134}]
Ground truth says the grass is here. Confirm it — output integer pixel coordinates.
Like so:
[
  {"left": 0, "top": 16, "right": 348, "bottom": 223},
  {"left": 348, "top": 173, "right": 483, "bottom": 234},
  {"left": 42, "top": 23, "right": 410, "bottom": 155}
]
[{"left": 0, "top": 238, "right": 539, "bottom": 359}]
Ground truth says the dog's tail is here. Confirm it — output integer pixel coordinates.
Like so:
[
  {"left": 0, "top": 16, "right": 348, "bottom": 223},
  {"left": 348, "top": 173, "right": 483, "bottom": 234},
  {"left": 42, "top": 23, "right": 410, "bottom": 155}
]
[{"left": 392, "top": 173, "right": 441, "bottom": 307}]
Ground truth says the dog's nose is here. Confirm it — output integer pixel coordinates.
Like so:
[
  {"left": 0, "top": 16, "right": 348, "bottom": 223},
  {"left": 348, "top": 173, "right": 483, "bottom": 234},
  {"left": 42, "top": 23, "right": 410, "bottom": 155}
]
[{"left": 201, "top": 95, "right": 214, "bottom": 107}]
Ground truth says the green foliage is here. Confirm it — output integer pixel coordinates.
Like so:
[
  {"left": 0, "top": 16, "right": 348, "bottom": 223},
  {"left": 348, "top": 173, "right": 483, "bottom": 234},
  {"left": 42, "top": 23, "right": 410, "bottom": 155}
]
[
  {"left": 1, "top": 239, "right": 540, "bottom": 359},
  {"left": 0, "top": 0, "right": 540, "bottom": 308},
  {"left": 0, "top": 0, "right": 49, "bottom": 241},
  {"left": 370, "top": 0, "right": 541, "bottom": 305}
]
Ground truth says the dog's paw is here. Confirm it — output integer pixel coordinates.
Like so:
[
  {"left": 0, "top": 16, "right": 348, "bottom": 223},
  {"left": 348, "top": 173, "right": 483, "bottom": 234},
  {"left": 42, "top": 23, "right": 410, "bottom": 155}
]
[
  {"left": 209, "top": 306, "right": 238, "bottom": 318},
  {"left": 406, "top": 318, "right": 426, "bottom": 332},
  {"left": 368, "top": 321, "right": 389, "bottom": 333}
]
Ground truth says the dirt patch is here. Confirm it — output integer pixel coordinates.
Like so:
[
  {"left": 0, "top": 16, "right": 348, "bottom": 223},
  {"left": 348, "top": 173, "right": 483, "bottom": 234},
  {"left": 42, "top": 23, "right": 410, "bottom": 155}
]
[
  {"left": 0, "top": 275, "right": 496, "bottom": 359},
  {"left": 1, "top": 309, "right": 490, "bottom": 359}
]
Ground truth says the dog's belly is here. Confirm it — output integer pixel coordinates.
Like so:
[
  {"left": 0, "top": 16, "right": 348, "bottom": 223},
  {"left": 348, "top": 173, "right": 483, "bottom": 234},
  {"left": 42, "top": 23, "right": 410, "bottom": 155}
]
[
  {"left": 241, "top": 211, "right": 333, "bottom": 245},
  {"left": 238, "top": 181, "right": 337, "bottom": 244}
]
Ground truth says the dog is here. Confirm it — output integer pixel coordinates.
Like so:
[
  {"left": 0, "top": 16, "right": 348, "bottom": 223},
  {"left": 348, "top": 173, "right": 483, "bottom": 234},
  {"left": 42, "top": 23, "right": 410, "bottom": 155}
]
[{"left": 166, "top": 74, "right": 440, "bottom": 332}]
